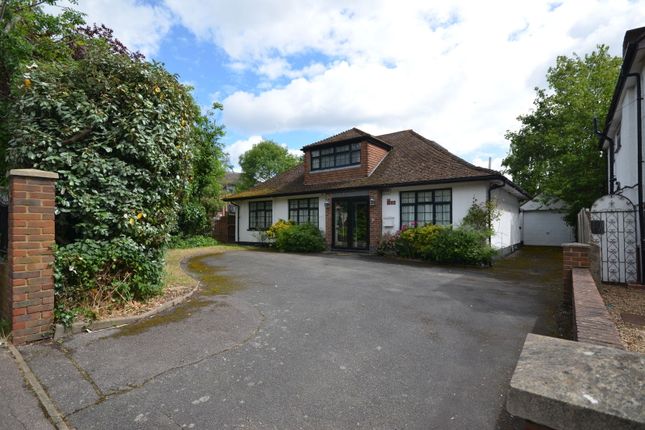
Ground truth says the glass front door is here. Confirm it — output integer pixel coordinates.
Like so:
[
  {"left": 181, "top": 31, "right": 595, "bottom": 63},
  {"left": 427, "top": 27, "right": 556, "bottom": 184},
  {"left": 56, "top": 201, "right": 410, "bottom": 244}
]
[{"left": 333, "top": 198, "right": 369, "bottom": 250}]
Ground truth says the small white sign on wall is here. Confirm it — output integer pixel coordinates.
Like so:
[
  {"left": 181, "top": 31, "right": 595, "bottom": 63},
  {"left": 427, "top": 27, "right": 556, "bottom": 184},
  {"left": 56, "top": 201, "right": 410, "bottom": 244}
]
[{"left": 383, "top": 217, "right": 395, "bottom": 228}]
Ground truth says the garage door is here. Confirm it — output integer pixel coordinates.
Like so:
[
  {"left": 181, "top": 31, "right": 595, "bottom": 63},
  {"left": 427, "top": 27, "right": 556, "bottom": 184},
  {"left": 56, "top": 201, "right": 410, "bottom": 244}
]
[{"left": 523, "top": 211, "right": 574, "bottom": 246}]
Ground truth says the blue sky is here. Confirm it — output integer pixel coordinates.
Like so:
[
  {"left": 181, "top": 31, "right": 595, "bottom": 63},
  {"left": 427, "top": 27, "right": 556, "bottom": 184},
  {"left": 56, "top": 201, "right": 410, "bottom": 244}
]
[{"left": 55, "top": 0, "right": 645, "bottom": 172}]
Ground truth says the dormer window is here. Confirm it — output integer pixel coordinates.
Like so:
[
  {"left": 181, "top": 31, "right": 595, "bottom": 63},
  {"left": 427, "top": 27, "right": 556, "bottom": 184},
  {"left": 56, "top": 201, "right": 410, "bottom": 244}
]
[{"left": 311, "top": 143, "right": 361, "bottom": 171}]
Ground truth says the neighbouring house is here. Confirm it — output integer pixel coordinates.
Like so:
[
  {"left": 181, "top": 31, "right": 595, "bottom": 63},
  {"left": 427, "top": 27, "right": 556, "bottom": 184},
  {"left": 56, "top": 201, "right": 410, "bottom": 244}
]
[
  {"left": 217, "top": 171, "right": 241, "bottom": 217},
  {"left": 520, "top": 196, "right": 574, "bottom": 246},
  {"left": 223, "top": 128, "right": 528, "bottom": 253},
  {"left": 212, "top": 172, "right": 241, "bottom": 242},
  {"left": 597, "top": 26, "right": 645, "bottom": 283}
]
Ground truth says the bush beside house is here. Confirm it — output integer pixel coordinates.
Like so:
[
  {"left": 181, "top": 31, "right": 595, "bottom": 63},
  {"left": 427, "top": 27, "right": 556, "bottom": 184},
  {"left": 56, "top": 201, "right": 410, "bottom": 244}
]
[
  {"left": 377, "top": 200, "right": 498, "bottom": 266},
  {"left": 266, "top": 220, "right": 325, "bottom": 253}
]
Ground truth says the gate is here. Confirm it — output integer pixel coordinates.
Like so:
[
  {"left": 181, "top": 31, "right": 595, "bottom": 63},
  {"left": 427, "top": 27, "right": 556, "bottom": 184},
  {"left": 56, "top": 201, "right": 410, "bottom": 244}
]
[{"left": 590, "top": 194, "right": 638, "bottom": 283}]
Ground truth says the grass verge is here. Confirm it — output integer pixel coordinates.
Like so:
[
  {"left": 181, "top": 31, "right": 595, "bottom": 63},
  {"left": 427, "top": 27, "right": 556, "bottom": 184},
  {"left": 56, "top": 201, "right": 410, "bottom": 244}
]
[{"left": 163, "top": 244, "right": 244, "bottom": 289}]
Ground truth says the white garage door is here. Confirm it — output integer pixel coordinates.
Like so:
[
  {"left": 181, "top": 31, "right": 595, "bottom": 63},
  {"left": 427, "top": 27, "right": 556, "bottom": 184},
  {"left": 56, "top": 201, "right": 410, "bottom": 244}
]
[{"left": 522, "top": 211, "right": 574, "bottom": 246}]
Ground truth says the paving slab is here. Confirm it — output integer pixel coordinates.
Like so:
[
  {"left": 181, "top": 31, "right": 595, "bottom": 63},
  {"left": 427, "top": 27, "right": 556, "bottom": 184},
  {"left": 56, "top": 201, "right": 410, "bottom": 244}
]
[
  {"left": 18, "top": 342, "right": 100, "bottom": 416},
  {"left": 0, "top": 347, "right": 53, "bottom": 430}
]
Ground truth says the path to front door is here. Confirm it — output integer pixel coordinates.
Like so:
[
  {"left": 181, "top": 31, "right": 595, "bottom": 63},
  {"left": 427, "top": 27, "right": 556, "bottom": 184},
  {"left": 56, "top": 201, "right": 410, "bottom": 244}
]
[{"left": 332, "top": 197, "right": 369, "bottom": 250}]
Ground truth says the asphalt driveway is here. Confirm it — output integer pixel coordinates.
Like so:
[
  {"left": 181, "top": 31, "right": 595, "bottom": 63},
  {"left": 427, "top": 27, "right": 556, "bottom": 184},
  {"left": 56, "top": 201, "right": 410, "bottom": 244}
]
[{"left": 17, "top": 247, "right": 563, "bottom": 429}]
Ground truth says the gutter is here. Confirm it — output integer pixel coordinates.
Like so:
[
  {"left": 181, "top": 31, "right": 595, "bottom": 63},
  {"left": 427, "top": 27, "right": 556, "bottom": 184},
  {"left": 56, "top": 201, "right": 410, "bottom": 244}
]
[{"left": 223, "top": 174, "right": 530, "bottom": 202}]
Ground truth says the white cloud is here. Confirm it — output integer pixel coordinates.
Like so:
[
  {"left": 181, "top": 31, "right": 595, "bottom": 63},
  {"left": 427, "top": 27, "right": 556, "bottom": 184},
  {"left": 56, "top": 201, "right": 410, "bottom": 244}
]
[
  {"left": 225, "top": 135, "right": 264, "bottom": 171},
  {"left": 54, "top": 0, "right": 174, "bottom": 57},
  {"left": 162, "top": 0, "right": 645, "bottom": 157}
]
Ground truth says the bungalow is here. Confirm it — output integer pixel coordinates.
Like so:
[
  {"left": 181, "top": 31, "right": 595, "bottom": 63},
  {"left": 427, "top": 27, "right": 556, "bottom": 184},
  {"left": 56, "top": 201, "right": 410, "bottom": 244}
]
[{"left": 223, "top": 128, "right": 528, "bottom": 254}]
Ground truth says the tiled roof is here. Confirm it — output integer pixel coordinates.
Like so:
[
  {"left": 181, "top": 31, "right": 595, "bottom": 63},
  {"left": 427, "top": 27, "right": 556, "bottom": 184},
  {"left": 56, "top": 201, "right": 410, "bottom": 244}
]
[
  {"left": 302, "top": 127, "right": 391, "bottom": 150},
  {"left": 223, "top": 172, "right": 241, "bottom": 185},
  {"left": 224, "top": 129, "right": 525, "bottom": 200}
]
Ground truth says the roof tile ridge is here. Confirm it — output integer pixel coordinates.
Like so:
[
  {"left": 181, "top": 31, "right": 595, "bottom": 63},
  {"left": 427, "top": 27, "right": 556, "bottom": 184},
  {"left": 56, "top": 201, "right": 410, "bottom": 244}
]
[{"left": 406, "top": 129, "right": 500, "bottom": 175}]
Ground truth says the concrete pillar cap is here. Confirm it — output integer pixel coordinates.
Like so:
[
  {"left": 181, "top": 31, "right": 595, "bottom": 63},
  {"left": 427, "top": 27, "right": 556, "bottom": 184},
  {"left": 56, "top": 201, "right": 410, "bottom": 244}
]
[{"left": 8, "top": 169, "right": 59, "bottom": 179}]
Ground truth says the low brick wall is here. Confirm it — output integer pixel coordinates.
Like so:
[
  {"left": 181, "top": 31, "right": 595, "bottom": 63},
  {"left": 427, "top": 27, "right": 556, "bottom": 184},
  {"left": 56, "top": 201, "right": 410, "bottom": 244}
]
[{"left": 571, "top": 268, "right": 623, "bottom": 349}]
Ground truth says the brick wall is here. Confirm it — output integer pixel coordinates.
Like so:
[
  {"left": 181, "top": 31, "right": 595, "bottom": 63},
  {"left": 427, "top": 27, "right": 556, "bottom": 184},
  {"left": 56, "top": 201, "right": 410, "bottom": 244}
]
[
  {"left": 304, "top": 142, "right": 389, "bottom": 185},
  {"left": 368, "top": 190, "right": 382, "bottom": 252},
  {"left": 3, "top": 169, "right": 58, "bottom": 345},
  {"left": 571, "top": 268, "right": 623, "bottom": 349},
  {"left": 324, "top": 193, "right": 332, "bottom": 248},
  {"left": 562, "top": 242, "right": 623, "bottom": 349},
  {"left": 366, "top": 144, "right": 388, "bottom": 175}
]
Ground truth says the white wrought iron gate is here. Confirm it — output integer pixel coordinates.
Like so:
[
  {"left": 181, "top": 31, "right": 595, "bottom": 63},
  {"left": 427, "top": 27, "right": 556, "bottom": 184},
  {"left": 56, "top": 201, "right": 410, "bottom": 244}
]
[{"left": 590, "top": 194, "right": 638, "bottom": 284}]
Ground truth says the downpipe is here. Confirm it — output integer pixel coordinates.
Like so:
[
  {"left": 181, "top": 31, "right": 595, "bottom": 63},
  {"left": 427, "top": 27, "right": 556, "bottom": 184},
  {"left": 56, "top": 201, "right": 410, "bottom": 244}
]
[{"left": 626, "top": 72, "right": 644, "bottom": 283}]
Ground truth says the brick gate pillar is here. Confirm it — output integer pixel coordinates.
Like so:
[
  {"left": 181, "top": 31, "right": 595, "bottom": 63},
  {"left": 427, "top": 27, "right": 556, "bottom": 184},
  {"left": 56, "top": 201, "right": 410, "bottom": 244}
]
[
  {"left": 5, "top": 169, "right": 58, "bottom": 345},
  {"left": 368, "top": 190, "right": 382, "bottom": 253},
  {"left": 562, "top": 243, "right": 590, "bottom": 306}
]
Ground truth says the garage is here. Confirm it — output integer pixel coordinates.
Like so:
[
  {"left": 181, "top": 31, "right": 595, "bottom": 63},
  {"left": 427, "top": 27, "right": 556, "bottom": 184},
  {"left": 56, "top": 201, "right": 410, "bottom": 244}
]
[{"left": 521, "top": 197, "right": 574, "bottom": 246}]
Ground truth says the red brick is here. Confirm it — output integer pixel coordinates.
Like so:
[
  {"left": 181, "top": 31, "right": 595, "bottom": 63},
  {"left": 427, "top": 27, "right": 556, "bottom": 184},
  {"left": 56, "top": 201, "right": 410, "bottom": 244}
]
[
  {"left": 12, "top": 307, "right": 26, "bottom": 316},
  {"left": 27, "top": 304, "right": 51, "bottom": 313},
  {"left": 27, "top": 206, "right": 54, "bottom": 214},
  {"left": 28, "top": 290, "right": 53, "bottom": 300},
  {"left": 12, "top": 321, "right": 26, "bottom": 330},
  {"left": 12, "top": 270, "right": 41, "bottom": 279}
]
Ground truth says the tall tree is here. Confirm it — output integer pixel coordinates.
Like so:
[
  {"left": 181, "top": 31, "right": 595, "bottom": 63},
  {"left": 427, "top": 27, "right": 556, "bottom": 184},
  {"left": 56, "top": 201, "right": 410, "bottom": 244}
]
[
  {"left": 237, "top": 140, "right": 301, "bottom": 191},
  {"left": 503, "top": 45, "right": 621, "bottom": 224},
  {"left": 0, "top": 0, "right": 84, "bottom": 181},
  {"left": 187, "top": 102, "right": 228, "bottom": 213}
]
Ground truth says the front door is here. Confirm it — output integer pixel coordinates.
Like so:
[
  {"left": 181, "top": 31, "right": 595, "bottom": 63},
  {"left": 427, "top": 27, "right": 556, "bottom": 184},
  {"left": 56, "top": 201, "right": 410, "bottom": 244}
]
[{"left": 333, "top": 198, "right": 369, "bottom": 250}]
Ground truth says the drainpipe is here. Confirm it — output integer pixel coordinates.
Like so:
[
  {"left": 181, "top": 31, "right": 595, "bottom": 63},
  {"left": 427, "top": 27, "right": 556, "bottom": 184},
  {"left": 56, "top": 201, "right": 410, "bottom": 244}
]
[
  {"left": 627, "top": 72, "right": 644, "bottom": 283},
  {"left": 594, "top": 117, "right": 615, "bottom": 194},
  {"left": 487, "top": 181, "right": 505, "bottom": 246},
  {"left": 231, "top": 201, "right": 240, "bottom": 243}
]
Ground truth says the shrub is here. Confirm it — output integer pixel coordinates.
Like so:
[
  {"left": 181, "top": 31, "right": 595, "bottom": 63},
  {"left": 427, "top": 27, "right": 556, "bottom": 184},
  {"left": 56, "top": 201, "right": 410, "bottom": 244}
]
[
  {"left": 377, "top": 231, "right": 400, "bottom": 256},
  {"left": 177, "top": 202, "right": 211, "bottom": 236},
  {"left": 168, "top": 235, "right": 218, "bottom": 249},
  {"left": 274, "top": 223, "right": 325, "bottom": 253},
  {"left": 424, "top": 228, "right": 496, "bottom": 265},
  {"left": 396, "top": 224, "right": 444, "bottom": 258},
  {"left": 54, "top": 237, "right": 164, "bottom": 325},
  {"left": 266, "top": 219, "right": 295, "bottom": 241},
  {"left": 460, "top": 198, "right": 499, "bottom": 236}
]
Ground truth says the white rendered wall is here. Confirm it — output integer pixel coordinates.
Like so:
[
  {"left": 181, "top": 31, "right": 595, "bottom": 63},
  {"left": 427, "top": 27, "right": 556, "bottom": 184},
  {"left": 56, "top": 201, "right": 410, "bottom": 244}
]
[
  {"left": 491, "top": 187, "right": 522, "bottom": 250},
  {"left": 381, "top": 181, "right": 489, "bottom": 235},
  {"left": 235, "top": 194, "right": 326, "bottom": 242},
  {"left": 613, "top": 83, "right": 640, "bottom": 206},
  {"left": 611, "top": 66, "right": 645, "bottom": 208}
]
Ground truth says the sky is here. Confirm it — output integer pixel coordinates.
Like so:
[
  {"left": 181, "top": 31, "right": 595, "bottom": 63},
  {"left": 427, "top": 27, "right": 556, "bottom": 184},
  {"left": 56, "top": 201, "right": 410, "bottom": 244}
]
[{"left": 51, "top": 0, "right": 645, "bottom": 172}]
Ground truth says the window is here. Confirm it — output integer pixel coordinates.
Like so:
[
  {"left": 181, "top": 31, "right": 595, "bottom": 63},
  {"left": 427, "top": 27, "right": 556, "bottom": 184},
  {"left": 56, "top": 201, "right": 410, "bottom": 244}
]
[
  {"left": 311, "top": 143, "right": 361, "bottom": 171},
  {"left": 249, "top": 201, "right": 272, "bottom": 230},
  {"left": 288, "top": 198, "right": 319, "bottom": 227},
  {"left": 400, "top": 189, "right": 451, "bottom": 228}
]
